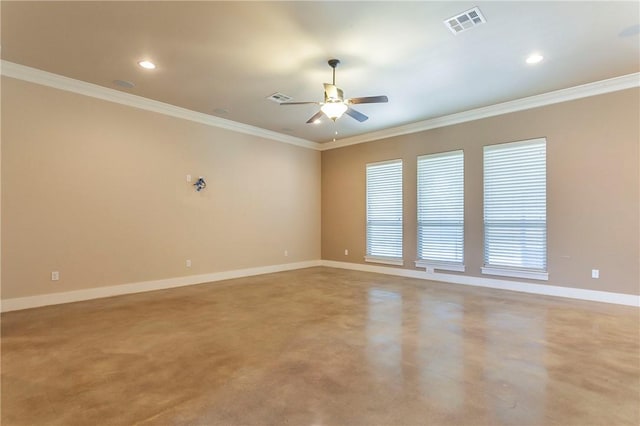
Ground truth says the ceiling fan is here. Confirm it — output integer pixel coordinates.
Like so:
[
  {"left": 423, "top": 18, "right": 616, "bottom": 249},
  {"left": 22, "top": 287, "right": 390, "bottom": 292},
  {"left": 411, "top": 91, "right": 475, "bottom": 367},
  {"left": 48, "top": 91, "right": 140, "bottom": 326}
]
[{"left": 281, "top": 59, "right": 388, "bottom": 124}]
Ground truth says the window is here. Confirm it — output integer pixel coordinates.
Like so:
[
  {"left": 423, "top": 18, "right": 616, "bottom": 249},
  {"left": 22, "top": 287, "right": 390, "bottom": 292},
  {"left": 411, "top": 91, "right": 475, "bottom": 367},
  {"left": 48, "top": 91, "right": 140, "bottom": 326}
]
[
  {"left": 366, "top": 159, "right": 403, "bottom": 265},
  {"left": 416, "top": 150, "right": 464, "bottom": 272},
  {"left": 483, "top": 138, "right": 547, "bottom": 280}
]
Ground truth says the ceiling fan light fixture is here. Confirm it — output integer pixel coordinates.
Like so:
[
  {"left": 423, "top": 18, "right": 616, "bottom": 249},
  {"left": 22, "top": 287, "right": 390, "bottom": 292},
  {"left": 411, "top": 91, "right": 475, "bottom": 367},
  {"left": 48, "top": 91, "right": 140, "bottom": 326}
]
[
  {"left": 321, "top": 101, "right": 348, "bottom": 120},
  {"left": 281, "top": 59, "right": 387, "bottom": 124}
]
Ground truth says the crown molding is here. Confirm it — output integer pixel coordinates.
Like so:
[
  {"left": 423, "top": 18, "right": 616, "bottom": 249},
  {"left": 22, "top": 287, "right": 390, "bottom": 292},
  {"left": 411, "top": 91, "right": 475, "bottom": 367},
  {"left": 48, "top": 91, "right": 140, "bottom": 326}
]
[
  {"left": 0, "top": 60, "right": 321, "bottom": 151},
  {"left": 320, "top": 72, "right": 640, "bottom": 151},
  {"left": 3, "top": 60, "right": 637, "bottom": 152}
]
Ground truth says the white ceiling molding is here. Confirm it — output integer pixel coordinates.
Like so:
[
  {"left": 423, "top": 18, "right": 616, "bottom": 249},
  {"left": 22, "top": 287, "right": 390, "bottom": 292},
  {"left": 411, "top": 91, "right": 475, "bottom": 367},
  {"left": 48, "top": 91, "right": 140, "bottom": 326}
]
[
  {"left": 320, "top": 72, "right": 640, "bottom": 151},
  {"left": 3, "top": 60, "right": 638, "bottom": 153},
  {"left": 0, "top": 60, "right": 321, "bottom": 151}
]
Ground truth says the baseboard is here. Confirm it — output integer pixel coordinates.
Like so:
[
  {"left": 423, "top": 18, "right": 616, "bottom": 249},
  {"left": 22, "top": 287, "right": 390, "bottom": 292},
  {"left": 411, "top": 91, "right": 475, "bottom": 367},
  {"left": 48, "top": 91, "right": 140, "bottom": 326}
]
[
  {"left": 321, "top": 260, "right": 640, "bottom": 307},
  {"left": 4, "top": 259, "right": 637, "bottom": 312},
  {"left": 0, "top": 260, "right": 322, "bottom": 312}
]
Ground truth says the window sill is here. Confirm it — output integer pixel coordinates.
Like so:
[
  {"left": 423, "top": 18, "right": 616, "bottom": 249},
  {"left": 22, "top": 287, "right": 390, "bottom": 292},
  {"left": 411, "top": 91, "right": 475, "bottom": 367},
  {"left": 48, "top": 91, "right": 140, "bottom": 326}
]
[
  {"left": 415, "top": 260, "right": 465, "bottom": 273},
  {"left": 365, "top": 256, "right": 404, "bottom": 266},
  {"left": 481, "top": 267, "right": 548, "bottom": 281}
]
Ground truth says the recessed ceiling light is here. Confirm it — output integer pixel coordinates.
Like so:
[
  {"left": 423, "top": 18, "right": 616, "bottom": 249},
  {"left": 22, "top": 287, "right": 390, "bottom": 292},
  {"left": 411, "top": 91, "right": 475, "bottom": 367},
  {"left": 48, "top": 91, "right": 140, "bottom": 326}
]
[
  {"left": 138, "top": 60, "right": 156, "bottom": 70},
  {"left": 526, "top": 53, "right": 544, "bottom": 64}
]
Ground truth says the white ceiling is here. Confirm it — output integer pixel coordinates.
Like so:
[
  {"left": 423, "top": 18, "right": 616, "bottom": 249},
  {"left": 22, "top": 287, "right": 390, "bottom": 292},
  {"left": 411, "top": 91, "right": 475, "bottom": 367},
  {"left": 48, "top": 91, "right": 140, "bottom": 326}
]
[{"left": 1, "top": 1, "right": 639, "bottom": 143}]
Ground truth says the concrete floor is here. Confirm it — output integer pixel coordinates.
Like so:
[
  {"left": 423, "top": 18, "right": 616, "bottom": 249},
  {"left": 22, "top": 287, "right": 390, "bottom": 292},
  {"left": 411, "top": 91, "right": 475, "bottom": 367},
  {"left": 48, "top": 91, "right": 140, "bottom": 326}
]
[{"left": 2, "top": 267, "right": 639, "bottom": 425}]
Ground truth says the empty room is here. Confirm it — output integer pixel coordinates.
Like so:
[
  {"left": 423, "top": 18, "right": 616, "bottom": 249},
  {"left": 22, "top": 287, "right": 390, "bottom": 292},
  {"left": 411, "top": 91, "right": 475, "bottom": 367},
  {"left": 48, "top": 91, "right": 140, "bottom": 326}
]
[{"left": 1, "top": 1, "right": 639, "bottom": 425}]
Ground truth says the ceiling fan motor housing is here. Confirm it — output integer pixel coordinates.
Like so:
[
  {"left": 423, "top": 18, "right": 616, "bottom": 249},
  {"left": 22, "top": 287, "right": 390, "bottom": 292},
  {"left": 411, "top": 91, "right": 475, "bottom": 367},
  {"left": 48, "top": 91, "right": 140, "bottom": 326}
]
[{"left": 324, "top": 86, "right": 344, "bottom": 102}]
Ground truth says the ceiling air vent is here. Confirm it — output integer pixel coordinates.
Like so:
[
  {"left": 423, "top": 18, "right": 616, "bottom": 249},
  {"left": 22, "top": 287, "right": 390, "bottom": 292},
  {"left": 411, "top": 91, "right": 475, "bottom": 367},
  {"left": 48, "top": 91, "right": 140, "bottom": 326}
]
[
  {"left": 444, "top": 7, "right": 486, "bottom": 35},
  {"left": 267, "top": 92, "right": 293, "bottom": 103}
]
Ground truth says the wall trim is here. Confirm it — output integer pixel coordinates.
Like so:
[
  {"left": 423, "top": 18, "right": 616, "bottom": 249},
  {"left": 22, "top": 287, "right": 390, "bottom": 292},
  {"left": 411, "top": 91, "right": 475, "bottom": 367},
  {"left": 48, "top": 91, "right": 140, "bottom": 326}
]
[
  {"left": 0, "top": 60, "right": 321, "bottom": 151},
  {"left": 2, "top": 260, "right": 638, "bottom": 312},
  {"left": 0, "top": 260, "right": 322, "bottom": 312},
  {"left": 320, "top": 72, "right": 640, "bottom": 151},
  {"left": 321, "top": 260, "right": 640, "bottom": 307}
]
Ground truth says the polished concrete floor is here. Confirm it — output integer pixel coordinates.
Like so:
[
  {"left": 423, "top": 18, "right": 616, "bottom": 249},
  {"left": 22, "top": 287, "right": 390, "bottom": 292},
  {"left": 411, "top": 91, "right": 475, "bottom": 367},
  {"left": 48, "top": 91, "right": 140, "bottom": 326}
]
[{"left": 2, "top": 267, "right": 639, "bottom": 425}]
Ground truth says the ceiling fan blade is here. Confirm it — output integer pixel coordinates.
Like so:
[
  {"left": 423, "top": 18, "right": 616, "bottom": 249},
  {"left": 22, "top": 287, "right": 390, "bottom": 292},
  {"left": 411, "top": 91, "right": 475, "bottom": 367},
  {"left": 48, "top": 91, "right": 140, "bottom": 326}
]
[
  {"left": 280, "top": 101, "right": 319, "bottom": 105},
  {"left": 348, "top": 95, "right": 389, "bottom": 104},
  {"left": 345, "top": 107, "right": 368, "bottom": 122},
  {"left": 305, "top": 110, "right": 324, "bottom": 124},
  {"left": 323, "top": 83, "right": 344, "bottom": 101}
]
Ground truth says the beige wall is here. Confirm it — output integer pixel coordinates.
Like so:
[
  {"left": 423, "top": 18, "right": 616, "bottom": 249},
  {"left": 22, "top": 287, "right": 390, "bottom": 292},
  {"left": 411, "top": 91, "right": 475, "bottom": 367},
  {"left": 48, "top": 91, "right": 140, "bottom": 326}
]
[
  {"left": 322, "top": 88, "right": 640, "bottom": 296},
  {"left": 1, "top": 77, "right": 321, "bottom": 299},
  {"left": 2, "top": 76, "right": 638, "bottom": 301}
]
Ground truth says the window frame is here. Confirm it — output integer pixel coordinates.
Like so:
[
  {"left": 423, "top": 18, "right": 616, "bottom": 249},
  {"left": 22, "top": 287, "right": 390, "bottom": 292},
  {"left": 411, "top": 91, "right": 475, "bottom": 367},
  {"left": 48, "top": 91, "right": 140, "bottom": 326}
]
[
  {"left": 415, "top": 150, "right": 465, "bottom": 273},
  {"left": 482, "top": 138, "right": 548, "bottom": 281},
  {"left": 365, "top": 159, "right": 404, "bottom": 266}
]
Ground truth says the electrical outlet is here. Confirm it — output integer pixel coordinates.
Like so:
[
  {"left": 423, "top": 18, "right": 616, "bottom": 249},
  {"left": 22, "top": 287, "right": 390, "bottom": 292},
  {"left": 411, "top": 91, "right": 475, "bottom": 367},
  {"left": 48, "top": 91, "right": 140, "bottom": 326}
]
[
  {"left": 186, "top": 174, "right": 192, "bottom": 183},
  {"left": 592, "top": 269, "right": 599, "bottom": 279},
  {"left": 186, "top": 259, "right": 192, "bottom": 268},
  {"left": 284, "top": 250, "right": 288, "bottom": 257},
  {"left": 426, "top": 266, "right": 435, "bottom": 274},
  {"left": 344, "top": 249, "right": 349, "bottom": 256},
  {"left": 51, "top": 271, "right": 60, "bottom": 281}
]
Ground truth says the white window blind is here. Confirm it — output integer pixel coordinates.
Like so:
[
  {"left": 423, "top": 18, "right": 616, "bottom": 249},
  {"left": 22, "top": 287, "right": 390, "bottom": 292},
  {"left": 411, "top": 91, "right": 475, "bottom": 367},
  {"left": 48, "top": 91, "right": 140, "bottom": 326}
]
[
  {"left": 483, "top": 138, "right": 547, "bottom": 280},
  {"left": 416, "top": 150, "right": 464, "bottom": 271},
  {"left": 366, "top": 160, "right": 403, "bottom": 264}
]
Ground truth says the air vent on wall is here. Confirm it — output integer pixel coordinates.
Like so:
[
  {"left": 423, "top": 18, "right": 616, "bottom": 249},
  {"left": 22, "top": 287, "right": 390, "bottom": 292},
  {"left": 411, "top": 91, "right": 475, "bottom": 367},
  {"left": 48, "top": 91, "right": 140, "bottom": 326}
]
[
  {"left": 267, "top": 92, "right": 293, "bottom": 103},
  {"left": 444, "top": 7, "right": 486, "bottom": 35}
]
